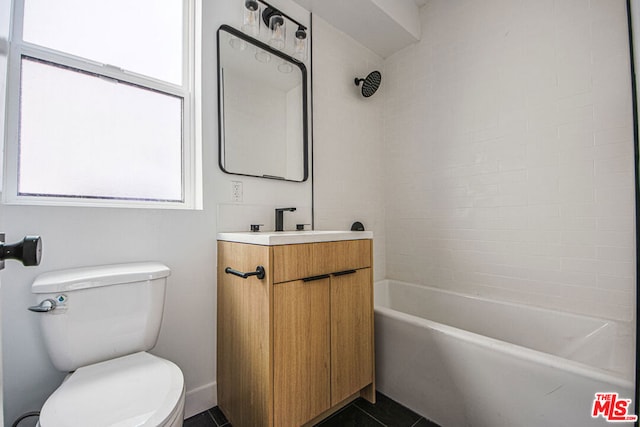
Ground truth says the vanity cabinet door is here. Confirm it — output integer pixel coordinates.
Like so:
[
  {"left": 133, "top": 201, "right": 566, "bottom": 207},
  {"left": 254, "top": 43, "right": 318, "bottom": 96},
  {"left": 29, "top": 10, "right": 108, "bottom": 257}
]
[
  {"left": 330, "top": 268, "right": 374, "bottom": 406},
  {"left": 217, "top": 241, "right": 272, "bottom": 427},
  {"left": 274, "top": 277, "right": 331, "bottom": 427}
]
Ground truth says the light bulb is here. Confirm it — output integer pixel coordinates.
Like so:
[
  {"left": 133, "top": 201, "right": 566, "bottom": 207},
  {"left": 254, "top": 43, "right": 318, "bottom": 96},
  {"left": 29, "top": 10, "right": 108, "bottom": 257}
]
[
  {"left": 242, "top": 0, "right": 260, "bottom": 37},
  {"left": 268, "top": 15, "right": 285, "bottom": 51},
  {"left": 294, "top": 26, "right": 307, "bottom": 61}
]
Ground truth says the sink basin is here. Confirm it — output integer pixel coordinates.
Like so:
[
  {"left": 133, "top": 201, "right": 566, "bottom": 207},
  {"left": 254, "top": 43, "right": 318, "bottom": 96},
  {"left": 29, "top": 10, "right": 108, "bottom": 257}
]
[{"left": 217, "top": 230, "right": 373, "bottom": 245}]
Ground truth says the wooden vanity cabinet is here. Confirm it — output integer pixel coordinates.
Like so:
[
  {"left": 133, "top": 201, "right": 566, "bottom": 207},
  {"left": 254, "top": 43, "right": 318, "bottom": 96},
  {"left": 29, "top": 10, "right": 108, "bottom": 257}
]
[
  {"left": 217, "top": 239, "right": 375, "bottom": 427},
  {"left": 329, "top": 267, "right": 374, "bottom": 406}
]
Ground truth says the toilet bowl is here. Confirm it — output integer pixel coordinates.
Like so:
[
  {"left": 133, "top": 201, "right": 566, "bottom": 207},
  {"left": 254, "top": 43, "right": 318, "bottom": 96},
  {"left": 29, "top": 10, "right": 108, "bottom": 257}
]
[
  {"left": 31, "top": 263, "right": 185, "bottom": 427},
  {"left": 38, "top": 352, "right": 185, "bottom": 427}
]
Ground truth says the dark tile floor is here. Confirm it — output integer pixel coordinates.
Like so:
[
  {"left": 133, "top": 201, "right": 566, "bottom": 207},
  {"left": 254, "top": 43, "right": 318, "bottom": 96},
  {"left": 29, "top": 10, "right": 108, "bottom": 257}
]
[{"left": 183, "top": 392, "right": 441, "bottom": 427}]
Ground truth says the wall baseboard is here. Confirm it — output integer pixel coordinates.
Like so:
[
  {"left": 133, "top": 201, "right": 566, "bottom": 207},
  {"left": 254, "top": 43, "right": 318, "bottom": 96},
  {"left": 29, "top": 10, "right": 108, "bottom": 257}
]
[{"left": 184, "top": 381, "right": 217, "bottom": 419}]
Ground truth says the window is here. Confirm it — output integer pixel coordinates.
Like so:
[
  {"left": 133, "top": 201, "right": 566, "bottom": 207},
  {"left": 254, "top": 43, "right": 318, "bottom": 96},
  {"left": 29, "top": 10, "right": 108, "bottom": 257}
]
[{"left": 4, "top": 0, "right": 201, "bottom": 208}]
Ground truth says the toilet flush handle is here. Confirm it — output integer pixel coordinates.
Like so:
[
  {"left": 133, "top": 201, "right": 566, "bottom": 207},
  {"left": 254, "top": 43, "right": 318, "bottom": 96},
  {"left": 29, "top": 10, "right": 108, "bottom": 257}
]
[{"left": 28, "top": 298, "right": 57, "bottom": 313}]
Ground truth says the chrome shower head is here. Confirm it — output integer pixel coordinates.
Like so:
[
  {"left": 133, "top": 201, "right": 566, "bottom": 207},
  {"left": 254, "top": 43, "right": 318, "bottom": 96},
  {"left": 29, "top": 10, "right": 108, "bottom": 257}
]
[{"left": 354, "top": 70, "right": 382, "bottom": 98}]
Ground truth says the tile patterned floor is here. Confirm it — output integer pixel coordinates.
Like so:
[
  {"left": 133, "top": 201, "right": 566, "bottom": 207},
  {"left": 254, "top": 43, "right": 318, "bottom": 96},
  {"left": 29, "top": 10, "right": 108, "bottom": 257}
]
[{"left": 183, "top": 392, "right": 441, "bottom": 427}]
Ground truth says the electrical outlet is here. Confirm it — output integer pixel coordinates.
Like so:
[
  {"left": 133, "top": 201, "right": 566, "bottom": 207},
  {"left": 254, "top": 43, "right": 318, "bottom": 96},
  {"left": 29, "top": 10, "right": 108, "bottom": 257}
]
[{"left": 231, "top": 181, "right": 243, "bottom": 202}]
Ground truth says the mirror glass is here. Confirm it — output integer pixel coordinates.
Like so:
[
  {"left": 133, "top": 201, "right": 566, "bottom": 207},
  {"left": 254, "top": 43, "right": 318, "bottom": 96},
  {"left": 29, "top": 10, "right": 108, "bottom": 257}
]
[{"left": 217, "top": 25, "right": 308, "bottom": 182}]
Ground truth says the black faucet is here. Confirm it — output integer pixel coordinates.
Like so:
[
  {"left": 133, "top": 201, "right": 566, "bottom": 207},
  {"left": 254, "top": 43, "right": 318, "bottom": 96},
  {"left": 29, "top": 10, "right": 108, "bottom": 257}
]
[{"left": 275, "top": 207, "right": 296, "bottom": 231}]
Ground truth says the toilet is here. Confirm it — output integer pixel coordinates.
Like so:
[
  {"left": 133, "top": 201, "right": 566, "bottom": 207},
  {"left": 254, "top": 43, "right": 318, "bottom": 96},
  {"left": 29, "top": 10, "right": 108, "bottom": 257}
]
[{"left": 30, "top": 262, "right": 185, "bottom": 427}]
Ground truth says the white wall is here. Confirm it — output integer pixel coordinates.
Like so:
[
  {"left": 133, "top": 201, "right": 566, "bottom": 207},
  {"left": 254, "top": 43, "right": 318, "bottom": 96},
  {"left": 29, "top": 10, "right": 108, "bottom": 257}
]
[
  {"left": 312, "top": 15, "right": 386, "bottom": 281},
  {"left": 0, "top": 0, "right": 312, "bottom": 424},
  {"left": 384, "top": 0, "right": 636, "bottom": 324}
]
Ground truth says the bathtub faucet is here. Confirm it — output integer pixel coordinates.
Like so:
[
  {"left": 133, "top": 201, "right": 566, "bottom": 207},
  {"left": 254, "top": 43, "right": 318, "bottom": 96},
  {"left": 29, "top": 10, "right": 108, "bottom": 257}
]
[{"left": 275, "top": 207, "right": 296, "bottom": 232}]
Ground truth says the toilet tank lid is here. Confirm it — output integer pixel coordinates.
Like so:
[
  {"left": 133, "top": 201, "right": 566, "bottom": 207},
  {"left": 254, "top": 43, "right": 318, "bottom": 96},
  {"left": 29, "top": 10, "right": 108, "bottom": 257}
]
[{"left": 32, "top": 262, "right": 171, "bottom": 293}]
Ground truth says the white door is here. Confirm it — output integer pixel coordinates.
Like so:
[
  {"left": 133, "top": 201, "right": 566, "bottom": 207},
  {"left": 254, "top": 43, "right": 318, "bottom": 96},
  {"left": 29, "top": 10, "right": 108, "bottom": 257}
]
[
  {"left": 0, "top": 233, "right": 6, "bottom": 426},
  {"left": 0, "top": 272, "right": 3, "bottom": 427},
  {"left": 0, "top": 234, "right": 42, "bottom": 426}
]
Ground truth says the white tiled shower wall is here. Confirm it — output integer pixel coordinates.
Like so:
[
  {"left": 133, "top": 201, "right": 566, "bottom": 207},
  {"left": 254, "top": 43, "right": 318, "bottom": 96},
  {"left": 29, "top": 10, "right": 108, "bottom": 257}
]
[
  {"left": 384, "top": 0, "right": 636, "bottom": 323},
  {"left": 312, "top": 16, "right": 387, "bottom": 281}
]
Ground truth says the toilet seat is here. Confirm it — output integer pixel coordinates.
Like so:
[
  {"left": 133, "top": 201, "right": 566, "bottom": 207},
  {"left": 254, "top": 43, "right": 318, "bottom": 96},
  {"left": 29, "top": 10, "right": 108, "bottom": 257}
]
[{"left": 39, "top": 352, "right": 184, "bottom": 427}]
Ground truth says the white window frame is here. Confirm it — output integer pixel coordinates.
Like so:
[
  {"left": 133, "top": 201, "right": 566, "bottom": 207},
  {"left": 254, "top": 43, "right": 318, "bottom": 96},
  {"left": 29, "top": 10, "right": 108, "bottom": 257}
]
[{"left": 3, "top": 0, "right": 202, "bottom": 210}]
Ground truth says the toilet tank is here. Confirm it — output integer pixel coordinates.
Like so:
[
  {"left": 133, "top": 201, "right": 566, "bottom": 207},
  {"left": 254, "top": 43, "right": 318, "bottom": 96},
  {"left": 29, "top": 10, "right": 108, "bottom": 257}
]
[{"left": 31, "top": 262, "right": 171, "bottom": 372}]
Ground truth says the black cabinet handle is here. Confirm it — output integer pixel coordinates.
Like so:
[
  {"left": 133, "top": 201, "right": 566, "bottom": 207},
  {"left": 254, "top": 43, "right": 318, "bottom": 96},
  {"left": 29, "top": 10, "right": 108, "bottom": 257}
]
[
  {"left": 225, "top": 266, "right": 265, "bottom": 280},
  {"left": 303, "top": 270, "right": 357, "bottom": 282},
  {"left": 303, "top": 274, "right": 330, "bottom": 282},
  {"left": 332, "top": 269, "right": 357, "bottom": 277}
]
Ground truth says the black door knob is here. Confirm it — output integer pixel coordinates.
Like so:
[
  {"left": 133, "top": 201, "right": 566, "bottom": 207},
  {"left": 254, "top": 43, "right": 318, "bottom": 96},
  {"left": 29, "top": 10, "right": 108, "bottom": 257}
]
[{"left": 1, "top": 236, "right": 42, "bottom": 266}]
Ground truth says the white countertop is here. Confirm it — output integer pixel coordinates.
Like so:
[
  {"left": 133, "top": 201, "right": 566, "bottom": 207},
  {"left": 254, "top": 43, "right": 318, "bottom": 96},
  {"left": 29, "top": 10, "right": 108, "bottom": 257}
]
[{"left": 217, "top": 230, "right": 373, "bottom": 246}]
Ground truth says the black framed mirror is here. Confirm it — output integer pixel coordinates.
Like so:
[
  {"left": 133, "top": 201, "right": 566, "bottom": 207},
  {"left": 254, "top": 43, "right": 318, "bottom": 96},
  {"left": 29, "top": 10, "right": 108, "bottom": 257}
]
[{"left": 217, "top": 24, "right": 308, "bottom": 182}]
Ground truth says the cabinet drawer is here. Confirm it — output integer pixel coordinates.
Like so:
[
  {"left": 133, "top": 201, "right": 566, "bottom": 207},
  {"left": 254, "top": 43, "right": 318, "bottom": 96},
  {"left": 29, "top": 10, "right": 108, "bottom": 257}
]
[{"left": 272, "top": 240, "right": 371, "bottom": 283}]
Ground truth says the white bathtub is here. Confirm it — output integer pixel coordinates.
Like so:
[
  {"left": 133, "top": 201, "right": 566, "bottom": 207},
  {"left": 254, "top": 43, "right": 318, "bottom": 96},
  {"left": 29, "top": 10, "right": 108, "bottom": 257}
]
[{"left": 374, "top": 280, "right": 635, "bottom": 427}]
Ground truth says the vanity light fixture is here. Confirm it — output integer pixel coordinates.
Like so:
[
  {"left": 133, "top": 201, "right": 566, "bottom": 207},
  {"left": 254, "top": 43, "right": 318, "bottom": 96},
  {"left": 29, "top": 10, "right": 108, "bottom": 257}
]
[
  {"left": 230, "top": 0, "right": 260, "bottom": 50},
  {"left": 242, "top": 0, "right": 260, "bottom": 37},
  {"left": 236, "top": 0, "right": 309, "bottom": 69},
  {"left": 294, "top": 25, "right": 307, "bottom": 61},
  {"left": 264, "top": 8, "right": 286, "bottom": 50},
  {"left": 259, "top": 1, "right": 308, "bottom": 59}
]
